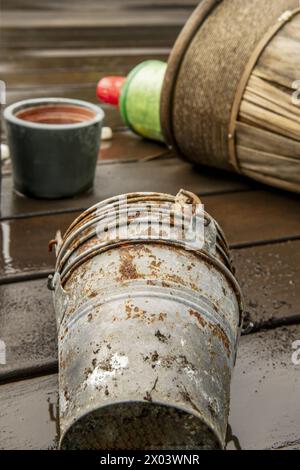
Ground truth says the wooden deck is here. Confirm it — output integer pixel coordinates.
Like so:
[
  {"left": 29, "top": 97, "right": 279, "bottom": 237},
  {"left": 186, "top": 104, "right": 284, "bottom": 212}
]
[{"left": 1, "top": 0, "right": 300, "bottom": 450}]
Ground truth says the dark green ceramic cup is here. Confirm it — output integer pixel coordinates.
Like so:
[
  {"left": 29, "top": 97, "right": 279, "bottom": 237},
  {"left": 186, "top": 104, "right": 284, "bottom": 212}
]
[{"left": 4, "top": 98, "right": 104, "bottom": 199}]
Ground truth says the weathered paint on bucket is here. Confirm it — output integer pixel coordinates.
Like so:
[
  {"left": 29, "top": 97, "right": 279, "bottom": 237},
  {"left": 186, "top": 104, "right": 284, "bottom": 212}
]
[{"left": 49, "top": 190, "right": 243, "bottom": 449}]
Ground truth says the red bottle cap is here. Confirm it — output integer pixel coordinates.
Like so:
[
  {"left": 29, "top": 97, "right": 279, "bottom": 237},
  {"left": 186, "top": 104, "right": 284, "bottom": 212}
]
[{"left": 96, "top": 76, "right": 126, "bottom": 106}]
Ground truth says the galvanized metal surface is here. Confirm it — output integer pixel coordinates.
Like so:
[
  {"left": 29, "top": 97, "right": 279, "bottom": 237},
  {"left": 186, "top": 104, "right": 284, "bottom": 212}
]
[{"left": 50, "top": 190, "right": 242, "bottom": 449}]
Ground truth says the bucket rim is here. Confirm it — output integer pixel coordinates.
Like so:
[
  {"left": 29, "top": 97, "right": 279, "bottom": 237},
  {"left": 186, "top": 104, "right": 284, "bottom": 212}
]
[
  {"left": 59, "top": 398, "right": 224, "bottom": 450},
  {"left": 4, "top": 97, "right": 105, "bottom": 131},
  {"left": 63, "top": 192, "right": 176, "bottom": 239}
]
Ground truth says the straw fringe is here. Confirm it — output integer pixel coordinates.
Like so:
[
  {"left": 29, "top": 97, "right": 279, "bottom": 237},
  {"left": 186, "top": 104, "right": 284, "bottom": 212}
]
[{"left": 237, "top": 14, "right": 300, "bottom": 192}]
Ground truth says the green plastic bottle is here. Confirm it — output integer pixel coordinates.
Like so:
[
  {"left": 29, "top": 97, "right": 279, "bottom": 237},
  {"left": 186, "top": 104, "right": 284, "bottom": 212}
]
[{"left": 96, "top": 60, "right": 167, "bottom": 142}]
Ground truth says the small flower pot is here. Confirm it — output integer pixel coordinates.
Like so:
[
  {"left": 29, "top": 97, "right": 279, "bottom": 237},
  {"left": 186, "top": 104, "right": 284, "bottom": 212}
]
[{"left": 4, "top": 98, "right": 104, "bottom": 199}]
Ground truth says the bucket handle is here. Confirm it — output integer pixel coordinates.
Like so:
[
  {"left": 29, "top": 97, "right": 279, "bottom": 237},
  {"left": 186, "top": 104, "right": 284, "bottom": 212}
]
[{"left": 47, "top": 271, "right": 70, "bottom": 328}]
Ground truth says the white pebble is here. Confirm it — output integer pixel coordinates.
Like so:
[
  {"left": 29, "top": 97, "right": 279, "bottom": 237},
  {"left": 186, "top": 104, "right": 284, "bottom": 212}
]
[
  {"left": 1, "top": 143, "right": 10, "bottom": 160},
  {"left": 101, "top": 126, "right": 113, "bottom": 141}
]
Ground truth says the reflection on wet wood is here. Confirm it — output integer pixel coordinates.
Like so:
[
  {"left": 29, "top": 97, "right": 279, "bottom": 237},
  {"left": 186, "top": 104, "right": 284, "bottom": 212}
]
[
  {"left": 1, "top": 325, "right": 299, "bottom": 450},
  {"left": 204, "top": 190, "right": 300, "bottom": 248},
  {"left": 2, "top": 0, "right": 196, "bottom": 50},
  {"left": 1, "top": 189, "right": 300, "bottom": 280},
  {"left": 0, "top": 279, "right": 57, "bottom": 378},
  {"left": 228, "top": 325, "right": 300, "bottom": 450},
  {"left": 0, "top": 374, "right": 58, "bottom": 450},
  {"left": 233, "top": 241, "right": 300, "bottom": 327},
  {"left": 1, "top": 155, "right": 250, "bottom": 220},
  {"left": 0, "top": 212, "right": 80, "bottom": 279},
  {"left": 99, "top": 130, "right": 169, "bottom": 161}
]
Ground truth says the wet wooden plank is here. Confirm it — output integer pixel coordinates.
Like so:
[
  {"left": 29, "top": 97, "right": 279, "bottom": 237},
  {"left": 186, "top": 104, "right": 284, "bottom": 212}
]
[
  {"left": 273, "top": 441, "right": 300, "bottom": 450},
  {"left": 228, "top": 324, "right": 300, "bottom": 450},
  {"left": 203, "top": 189, "right": 300, "bottom": 248},
  {"left": 2, "top": 189, "right": 300, "bottom": 279},
  {"left": 0, "top": 279, "right": 57, "bottom": 379},
  {"left": 1, "top": 324, "right": 299, "bottom": 450},
  {"left": 2, "top": 8, "right": 192, "bottom": 29},
  {"left": 3, "top": 0, "right": 198, "bottom": 11},
  {"left": 0, "top": 213, "right": 79, "bottom": 279},
  {"left": 1, "top": 0, "right": 195, "bottom": 44},
  {"left": 232, "top": 241, "right": 300, "bottom": 328},
  {"left": 0, "top": 374, "right": 58, "bottom": 450},
  {"left": 1, "top": 240, "right": 299, "bottom": 379},
  {"left": 1, "top": 49, "right": 169, "bottom": 86},
  {"left": 2, "top": 187, "right": 300, "bottom": 279},
  {"left": 1, "top": 156, "right": 250, "bottom": 220},
  {"left": 1, "top": 131, "right": 170, "bottom": 174},
  {"left": 2, "top": 2, "right": 193, "bottom": 50},
  {"left": 2, "top": 26, "right": 179, "bottom": 50},
  {"left": 99, "top": 131, "right": 170, "bottom": 161},
  {"left": 0, "top": 47, "right": 170, "bottom": 71}
]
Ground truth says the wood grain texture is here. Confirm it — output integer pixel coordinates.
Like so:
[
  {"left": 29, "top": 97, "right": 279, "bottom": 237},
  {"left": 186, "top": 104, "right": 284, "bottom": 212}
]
[
  {"left": 228, "top": 324, "right": 300, "bottom": 450},
  {"left": 202, "top": 189, "right": 300, "bottom": 248},
  {"left": 1, "top": 49, "right": 170, "bottom": 85},
  {"left": 0, "top": 374, "right": 58, "bottom": 450},
  {"left": 0, "top": 279, "right": 57, "bottom": 378},
  {"left": 1, "top": 187, "right": 300, "bottom": 280},
  {"left": 1, "top": 153, "right": 250, "bottom": 220},
  {"left": 0, "top": 212, "right": 79, "bottom": 279},
  {"left": 232, "top": 241, "right": 300, "bottom": 326},
  {"left": 1, "top": 1, "right": 196, "bottom": 49}
]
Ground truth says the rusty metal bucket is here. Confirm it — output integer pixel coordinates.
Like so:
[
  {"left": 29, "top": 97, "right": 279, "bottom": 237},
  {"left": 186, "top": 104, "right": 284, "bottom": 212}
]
[{"left": 49, "top": 190, "right": 243, "bottom": 450}]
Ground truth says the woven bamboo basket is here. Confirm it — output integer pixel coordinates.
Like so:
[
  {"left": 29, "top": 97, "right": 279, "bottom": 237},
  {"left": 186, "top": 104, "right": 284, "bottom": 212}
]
[{"left": 161, "top": 0, "right": 300, "bottom": 193}]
